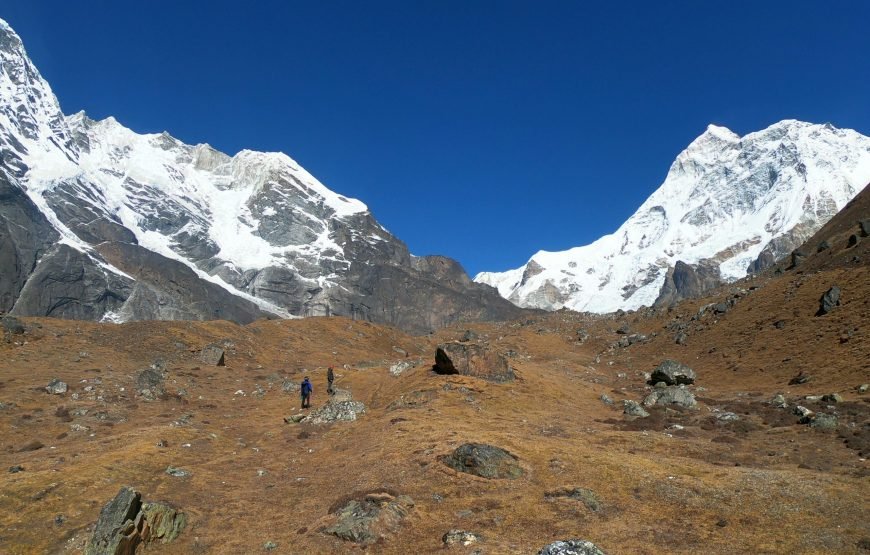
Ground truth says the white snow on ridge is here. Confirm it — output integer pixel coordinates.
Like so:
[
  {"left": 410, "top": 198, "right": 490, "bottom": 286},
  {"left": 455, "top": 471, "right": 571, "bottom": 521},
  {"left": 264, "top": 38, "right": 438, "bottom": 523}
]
[{"left": 476, "top": 120, "right": 870, "bottom": 313}]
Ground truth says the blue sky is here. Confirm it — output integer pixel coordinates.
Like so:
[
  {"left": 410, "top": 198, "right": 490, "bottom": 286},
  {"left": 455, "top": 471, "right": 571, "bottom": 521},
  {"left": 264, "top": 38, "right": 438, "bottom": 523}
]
[{"left": 4, "top": 1, "right": 869, "bottom": 276}]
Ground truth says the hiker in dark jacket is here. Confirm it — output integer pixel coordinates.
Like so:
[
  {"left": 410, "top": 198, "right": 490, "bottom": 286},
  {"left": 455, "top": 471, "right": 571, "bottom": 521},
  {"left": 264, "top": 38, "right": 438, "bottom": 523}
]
[
  {"left": 300, "top": 377, "right": 313, "bottom": 408},
  {"left": 327, "top": 366, "right": 335, "bottom": 395}
]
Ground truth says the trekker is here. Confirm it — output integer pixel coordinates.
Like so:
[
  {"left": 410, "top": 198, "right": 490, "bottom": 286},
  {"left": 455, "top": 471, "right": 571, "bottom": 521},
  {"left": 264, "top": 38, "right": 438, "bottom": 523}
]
[
  {"left": 300, "top": 376, "right": 313, "bottom": 408},
  {"left": 327, "top": 366, "right": 335, "bottom": 395}
]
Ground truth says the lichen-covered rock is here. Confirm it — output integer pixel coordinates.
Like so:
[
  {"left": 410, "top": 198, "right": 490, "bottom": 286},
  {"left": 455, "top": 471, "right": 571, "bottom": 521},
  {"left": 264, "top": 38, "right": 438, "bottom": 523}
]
[
  {"left": 649, "top": 360, "right": 696, "bottom": 386},
  {"left": 816, "top": 286, "right": 840, "bottom": 316},
  {"left": 443, "top": 529, "right": 481, "bottom": 546},
  {"left": 623, "top": 400, "right": 649, "bottom": 418},
  {"left": 642, "top": 385, "right": 697, "bottom": 408},
  {"left": 441, "top": 443, "right": 523, "bottom": 479},
  {"left": 324, "top": 492, "right": 414, "bottom": 545},
  {"left": 140, "top": 502, "right": 186, "bottom": 543},
  {"left": 45, "top": 378, "right": 68, "bottom": 395},
  {"left": 85, "top": 487, "right": 142, "bottom": 555},
  {"left": 305, "top": 400, "right": 366, "bottom": 424},
  {"left": 433, "top": 342, "right": 513, "bottom": 382},
  {"left": 538, "top": 539, "right": 607, "bottom": 555}
]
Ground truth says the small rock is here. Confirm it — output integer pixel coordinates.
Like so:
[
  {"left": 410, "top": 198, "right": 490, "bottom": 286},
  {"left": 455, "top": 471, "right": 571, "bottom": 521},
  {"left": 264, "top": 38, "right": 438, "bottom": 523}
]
[
  {"left": 460, "top": 330, "right": 479, "bottom": 342},
  {"left": 282, "top": 380, "right": 299, "bottom": 393},
  {"left": 821, "top": 393, "right": 843, "bottom": 404},
  {"left": 443, "top": 529, "right": 481, "bottom": 546},
  {"left": 793, "top": 405, "right": 814, "bottom": 422},
  {"left": 538, "top": 539, "right": 607, "bottom": 555},
  {"left": 817, "top": 240, "right": 831, "bottom": 252},
  {"left": 263, "top": 540, "right": 278, "bottom": 551},
  {"left": 284, "top": 414, "right": 307, "bottom": 424},
  {"left": 622, "top": 400, "right": 649, "bottom": 418},
  {"left": 615, "top": 324, "right": 630, "bottom": 335},
  {"left": 165, "top": 466, "right": 191, "bottom": 478},
  {"left": 599, "top": 394, "right": 614, "bottom": 406},
  {"left": 390, "top": 360, "right": 417, "bottom": 376},
  {"left": 45, "top": 379, "right": 68, "bottom": 395},
  {"left": 715, "top": 412, "right": 740, "bottom": 422},
  {"left": 713, "top": 302, "right": 729, "bottom": 314},
  {"left": 54, "top": 514, "right": 65, "bottom": 526},
  {"left": 788, "top": 372, "right": 810, "bottom": 385},
  {"left": 9, "top": 465, "right": 24, "bottom": 473},
  {"left": 674, "top": 332, "right": 688, "bottom": 345},
  {"left": 774, "top": 320, "right": 786, "bottom": 329},
  {"left": 18, "top": 440, "right": 44, "bottom": 452},
  {"left": 809, "top": 413, "right": 838, "bottom": 430},
  {"left": 770, "top": 394, "right": 788, "bottom": 408},
  {"left": 816, "top": 286, "right": 841, "bottom": 316},
  {"left": 858, "top": 384, "right": 869, "bottom": 393}
]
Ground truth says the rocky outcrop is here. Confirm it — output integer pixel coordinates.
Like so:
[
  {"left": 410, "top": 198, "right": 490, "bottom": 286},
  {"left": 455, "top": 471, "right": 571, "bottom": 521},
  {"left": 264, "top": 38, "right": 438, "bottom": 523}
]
[
  {"left": 324, "top": 492, "right": 414, "bottom": 545},
  {"left": 85, "top": 486, "right": 186, "bottom": 555},
  {"left": 0, "top": 171, "right": 59, "bottom": 312},
  {"left": 441, "top": 443, "right": 523, "bottom": 479},
  {"left": 654, "top": 260, "right": 721, "bottom": 307},
  {"left": 433, "top": 342, "right": 514, "bottom": 382}
]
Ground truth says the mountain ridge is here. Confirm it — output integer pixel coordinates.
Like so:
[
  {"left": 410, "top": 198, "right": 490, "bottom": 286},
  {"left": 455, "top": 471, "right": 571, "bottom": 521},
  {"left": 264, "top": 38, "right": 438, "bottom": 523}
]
[{"left": 475, "top": 119, "right": 870, "bottom": 311}]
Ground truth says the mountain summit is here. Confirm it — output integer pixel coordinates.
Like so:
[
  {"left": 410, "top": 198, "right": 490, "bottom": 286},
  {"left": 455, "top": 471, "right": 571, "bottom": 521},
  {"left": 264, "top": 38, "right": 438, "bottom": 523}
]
[
  {"left": 0, "top": 18, "right": 522, "bottom": 332},
  {"left": 475, "top": 120, "right": 870, "bottom": 312}
]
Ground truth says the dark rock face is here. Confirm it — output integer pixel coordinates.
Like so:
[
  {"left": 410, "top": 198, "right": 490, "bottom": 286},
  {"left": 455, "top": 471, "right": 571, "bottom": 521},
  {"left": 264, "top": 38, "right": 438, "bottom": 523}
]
[
  {"left": 538, "top": 539, "right": 607, "bottom": 555},
  {"left": 654, "top": 261, "right": 721, "bottom": 307},
  {"left": 433, "top": 343, "right": 513, "bottom": 382},
  {"left": 10, "top": 244, "right": 132, "bottom": 320},
  {"left": 0, "top": 172, "right": 60, "bottom": 312},
  {"left": 816, "top": 286, "right": 841, "bottom": 316},
  {"left": 324, "top": 492, "right": 414, "bottom": 545},
  {"left": 441, "top": 443, "right": 523, "bottom": 479},
  {"left": 649, "top": 360, "right": 696, "bottom": 386},
  {"left": 860, "top": 219, "right": 870, "bottom": 237},
  {"left": 96, "top": 242, "right": 268, "bottom": 324},
  {"left": 748, "top": 222, "right": 817, "bottom": 274}
]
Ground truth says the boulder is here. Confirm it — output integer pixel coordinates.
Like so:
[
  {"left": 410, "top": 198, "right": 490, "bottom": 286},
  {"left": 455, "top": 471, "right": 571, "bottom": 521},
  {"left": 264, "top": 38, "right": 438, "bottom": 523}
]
[
  {"left": 649, "top": 360, "right": 696, "bottom": 386},
  {"left": 622, "top": 400, "right": 649, "bottom": 418},
  {"left": 389, "top": 360, "right": 417, "bottom": 376},
  {"left": 1, "top": 315, "right": 25, "bottom": 335},
  {"left": 200, "top": 344, "right": 225, "bottom": 366},
  {"left": 85, "top": 487, "right": 186, "bottom": 555},
  {"left": 809, "top": 413, "right": 838, "bottom": 430},
  {"left": 770, "top": 394, "right": 788, "bottom": 408},
  {"left": 136, "top": 368, "right": 165, "bottom": 400},
  {"left": 441, "top": 443, "right": 523, "bottom": 479},
  {"left": 789, "top": 249, "right": 807, "bottom": 268},
  {"left": 674, "top": 332, "right": 688, "bottom": 345},
  {"left": 442, "top": 529, "right": 481, "bottom": 546},
  {"left": 85, "top": 487, "right": 142, "bottom": 555},
  {"left": 642, "top": 385, "right": 697, "bottom": 408},
  {"left": 433, "top": 343, "right": 513, "bottom": 382},
  {"left": 45, "top": 378, "right": 68, "bottom": 395},
  {"left": 816, "top": 286, "right": 840, "bottom": 316},
  {"left": 860, "top": 219, "right": 870, "bottom": 237},
  {"left": 816, "top": 240, "right": 831, "bottom": 252},
  {"left": 713, "top": 302, "right": 729, "bottom": 314},
  {"left": 538, "top": 539, "right": 607, "bottom": 555},
  {"left": 324, "top": 492, "right": 414, "bottom": 545},
  {"left": 821, "top": 393, "right": 843, "bottom": 404}
]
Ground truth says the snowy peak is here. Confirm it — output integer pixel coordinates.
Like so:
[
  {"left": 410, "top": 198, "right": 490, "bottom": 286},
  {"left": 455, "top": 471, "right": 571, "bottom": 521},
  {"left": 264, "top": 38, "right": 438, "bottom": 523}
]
[{"left": 476, "top": 120, "right": 870, "bottom": 313}]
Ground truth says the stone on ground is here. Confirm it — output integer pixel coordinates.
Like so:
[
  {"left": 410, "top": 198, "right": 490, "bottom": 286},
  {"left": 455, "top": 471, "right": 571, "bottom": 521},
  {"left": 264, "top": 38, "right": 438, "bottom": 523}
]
[
  {"left": 433, "top": 342, "right": 513, "bottom": 382},
  {"left": 643, "top": 385, "right": 697, "bottom": 408},
  {"left": 816, "top": 286, "right": 841, "bottom": 316},
  {"left": 538, "top": 539, "right": 607, "bottom": 555},
  {"left": 441, "top": 443, "right": 523, "bottom": 479},
  {"left": 45, "top": 378, "right": 68, "bottom": 395},
  {"left": 200, "top": 344, "right": 225, "bottom": 366},
  {"left": 85, "top": 487, "right": 186, "bottom": 555},
  {"left": 442, "top": 529, "right": 481, "bottom": 546},
  {"left": 623, "top": 400, "right": 649, "bottom": 418},
  {"left": 649, "top": 360, "right": 696, "bottom": 385},
  {"left": 304, "top": 390, "right": 366, "bottom": 424},
  {"left": 324, "top": 492, "right": 414, "bottom": 545}
]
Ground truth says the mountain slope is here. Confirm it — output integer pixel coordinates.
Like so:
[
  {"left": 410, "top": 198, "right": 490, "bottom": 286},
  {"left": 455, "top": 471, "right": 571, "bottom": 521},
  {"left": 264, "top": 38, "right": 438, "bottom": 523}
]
[
  {"left": 0, "top": 18, "right": 523, "bottom": 332},
  {"left": 475, "top": 122, "right": 870, "bottom": 312}
]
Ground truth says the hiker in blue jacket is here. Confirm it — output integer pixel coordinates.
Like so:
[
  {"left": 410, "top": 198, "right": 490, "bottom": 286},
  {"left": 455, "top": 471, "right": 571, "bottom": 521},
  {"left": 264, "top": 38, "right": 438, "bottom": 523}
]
[{"left": 300, "top": 377, "right": 313, "bottom": 409}]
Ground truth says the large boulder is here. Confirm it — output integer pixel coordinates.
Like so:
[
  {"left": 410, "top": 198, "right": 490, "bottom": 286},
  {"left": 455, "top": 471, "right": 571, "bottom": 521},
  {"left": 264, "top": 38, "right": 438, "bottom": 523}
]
[
  {"left": 538, "top": 539, "right": 607, "bottom": 555},
  {"left": 642, "top": 385, "right": 697, "bottom": 408},
  {"left": 441, "top": 443, "right": 523, "bottom": 479},
  {"left": 816, "top": 286, "right": 840, "bottom": 316},
  {"left": 200, "top": 344, "right": 225, "bottom": 366},
  {"left": 433, "top": 342, "right": 513, "bottom": 382},
  {"left": 649, "top": 360, "right": 696, "bottom": 386}
]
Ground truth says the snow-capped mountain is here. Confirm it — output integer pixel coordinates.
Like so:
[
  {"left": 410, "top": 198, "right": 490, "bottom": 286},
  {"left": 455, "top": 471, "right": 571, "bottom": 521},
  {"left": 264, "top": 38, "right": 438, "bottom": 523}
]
[
  {"left": 475, "top": 121, "right": 870, "bottom": 312},
  {"left": 0, "top": 18, "right": 522, "bottom": 332}
]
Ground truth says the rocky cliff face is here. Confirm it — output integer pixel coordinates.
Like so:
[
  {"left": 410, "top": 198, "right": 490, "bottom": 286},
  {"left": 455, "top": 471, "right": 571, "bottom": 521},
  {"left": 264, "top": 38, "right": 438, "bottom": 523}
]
[
  {"left": 0, "top": 19, "right": 523, "bottom": 333},
  {"left": 476, "top": 122, "right": 870, "bottom": 312}
]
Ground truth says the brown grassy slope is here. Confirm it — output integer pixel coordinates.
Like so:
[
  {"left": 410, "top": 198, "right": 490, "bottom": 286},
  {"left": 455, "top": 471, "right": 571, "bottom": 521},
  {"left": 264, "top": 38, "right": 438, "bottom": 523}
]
[{"left": 0, "top": 188, "right": 868, "bottom": 554}]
